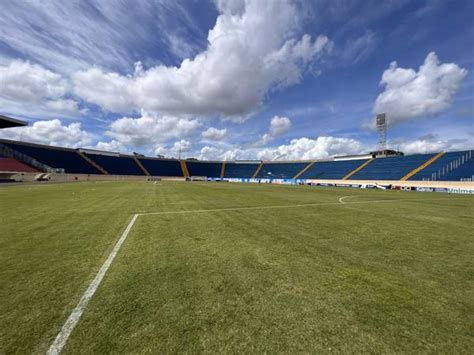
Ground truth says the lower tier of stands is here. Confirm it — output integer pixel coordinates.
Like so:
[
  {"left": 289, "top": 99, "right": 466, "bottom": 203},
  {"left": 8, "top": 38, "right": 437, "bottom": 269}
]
[{"left": 0, "top": 157, "right": 38, "bottom": 172}]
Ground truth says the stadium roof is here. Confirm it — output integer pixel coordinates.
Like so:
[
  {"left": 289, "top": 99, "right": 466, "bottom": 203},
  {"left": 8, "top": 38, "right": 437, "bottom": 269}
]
[{"left": 0, "top": 115, "right": 28, "bottom": 129}]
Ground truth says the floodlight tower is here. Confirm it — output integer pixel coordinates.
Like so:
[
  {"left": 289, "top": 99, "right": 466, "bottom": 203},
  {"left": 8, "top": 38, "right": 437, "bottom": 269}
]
[{"left": 376, "top": 113, "right": 387, "bottom": 151}]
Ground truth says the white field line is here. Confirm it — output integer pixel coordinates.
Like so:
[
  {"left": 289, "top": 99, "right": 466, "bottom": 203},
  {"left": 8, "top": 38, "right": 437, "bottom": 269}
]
[
  {"left": 48, "top": 194, "right": 468, "bottom": 353},
  {"left": 137, "top": 196, "right": 460, "bottom": 216},
  {"left": 338, "top": 196, "right": 352, "bottom": 204},
  {"left": 47, "top": 214, "right": 139, "bottom": 355}
]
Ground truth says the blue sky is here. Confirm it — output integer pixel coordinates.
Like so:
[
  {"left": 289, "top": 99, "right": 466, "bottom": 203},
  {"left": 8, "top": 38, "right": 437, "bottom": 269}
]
[{"left": 0, "top": 0, "right": 472, "bottom": 160}]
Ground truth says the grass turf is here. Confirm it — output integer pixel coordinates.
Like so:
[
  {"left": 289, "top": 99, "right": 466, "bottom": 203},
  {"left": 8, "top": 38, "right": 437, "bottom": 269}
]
[{"left": 0, "top": 181, "right": 473, "bottom": 353}]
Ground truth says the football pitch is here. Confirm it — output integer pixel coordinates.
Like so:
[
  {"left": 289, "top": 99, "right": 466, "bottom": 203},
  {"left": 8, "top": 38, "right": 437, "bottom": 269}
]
[{"left": 1, "top": 181, "right": 473, "bottom": 353}]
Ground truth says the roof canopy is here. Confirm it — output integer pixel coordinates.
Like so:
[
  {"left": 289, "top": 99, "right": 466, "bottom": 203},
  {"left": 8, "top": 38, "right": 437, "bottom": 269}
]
[{"left": 0, "top": 115, "right": 28, "bottom": 129}]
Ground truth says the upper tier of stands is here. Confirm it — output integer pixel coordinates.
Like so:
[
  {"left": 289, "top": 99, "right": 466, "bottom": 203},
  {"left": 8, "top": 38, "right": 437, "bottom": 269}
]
[
  {"left": 300, "top": 159, "right": 367, "bottom": 180},
  {"left": 257, "top": 162, "right": 308, "bottom": 179},
  {"left": 187, "top": 161, "right": 222, "bottom": 177},
  {"left": 224, "top": 163, "right": 260, "bottom": 178},
  {"left": 86, "top": 154, "right": 143, "bottom": 176},
  {"left": 138, "top": 158, "right": 183, "bottom": 177},
  {"left": 1, "top": 141, "right": 100, "bottom": 174},
  {"left": 349, "top": 154, "right": 435, "bottom": 180}
]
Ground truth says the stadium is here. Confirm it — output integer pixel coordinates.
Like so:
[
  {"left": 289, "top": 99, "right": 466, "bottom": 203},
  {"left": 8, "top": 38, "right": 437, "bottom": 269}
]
[
  {"left": 1, "top": 1, "right": 474, "bottom": 354},
  {"left": 1, "top": 113, "right": 473, "bottom": 353}
]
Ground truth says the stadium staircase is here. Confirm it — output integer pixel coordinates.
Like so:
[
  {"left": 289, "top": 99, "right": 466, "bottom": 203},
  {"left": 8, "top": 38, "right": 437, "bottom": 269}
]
[
  {"left": 342, "top": 158, "right": 374, "bottom": 180},
  {"left": 293, "top": 161, "right": 315, "bottom": 179},
  {"left": 252, "top": 162, "right": 264, "bottom": 179},
  {"left": 401, "top": 152, "right": 445, "bottom": 181},
  {"left": 0, "top": 143, "right": 53, "bottom": 172},
  {"left": 180, "top": 160, "right": 190, "bottom": 177},
  {"left": 133, "top": 156, "right": 150, "bottom": 176},
  {"left": 78, "top": 152, "right": 108, "bottom": 174},
  {"left": 220, "top": 162, "right": 226, "bottom": 178}
]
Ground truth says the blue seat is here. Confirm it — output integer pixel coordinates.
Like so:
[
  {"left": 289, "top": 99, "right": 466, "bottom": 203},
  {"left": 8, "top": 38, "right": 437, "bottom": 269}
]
[
  {"left": 224, "top": 163, "right": 260, "bottom": 178},
  {"left": 3, "top": 141, "right": 100, "bottom": 174},
  {"left": 86, "top": 154, "right": 143, "bottom": 175},
  {"left": 350, "top": 154, "right": 434, "bottom": 180},
  {"left": 301, "top": 160, "right": 367, "bottom": 179},
  {"left": 410, "top": 151, "right": 474, "bottom": 181},
  {"left": 187, "top": 161, "right": 222, "bottom": 177},
  {"left": 139, "top": 158, "right": 183, "bottom": 176},
  {"left": 257, "top": 162, "right": 308, "bottom": 179}
]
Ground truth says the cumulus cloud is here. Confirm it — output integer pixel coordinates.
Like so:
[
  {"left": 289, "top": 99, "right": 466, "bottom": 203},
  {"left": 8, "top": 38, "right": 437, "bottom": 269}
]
[
  {"left": 154, "top": 139, "right": 191, "bottom": 158},
  {"left": 373, "top": 52, "right": 467, "bottom": 125},
  {"left": 0, "top": 60, "right": 79, "bottom": 116},
  {"left": 392, "top": 135, "right": 474, "bottom": 154},
  {"left": 202, "top": 127, "right": 227, "bottom": 140},
  {"left": 0, "top": 119, "right": 92, "bottom": 147},
  {"left": 257, "top": 115, "right": 292, "bottom": 145},
  {"left": 199, "top": 135, "right": 366, "bottom": 161},
  {"left": 95, "top": 139, "right": 128, "bottom": 153},
  {"left": 72, "top": 0, "right": 331, "bottom": 119},
  {"left": 105, "top": 110, "right": 201, "bottom": 147}
]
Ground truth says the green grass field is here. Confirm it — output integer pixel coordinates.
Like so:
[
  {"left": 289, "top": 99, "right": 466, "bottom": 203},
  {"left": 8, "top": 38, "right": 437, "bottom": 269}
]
[{"left": 1, "top": 181, "right": 473, "bottom": 353}]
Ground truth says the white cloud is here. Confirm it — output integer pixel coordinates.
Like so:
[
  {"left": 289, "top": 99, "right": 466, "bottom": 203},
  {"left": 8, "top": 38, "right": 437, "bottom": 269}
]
[
  {"left": 373, "top": 52, "right": 467, "bottom": 125},
  {"left": 202, "top": 127, "right": 227, "bottom": 140},
  {"left": 105, "top": 110, "right": 201, "bottom": 147},
  {"left": 154, "top": 139, "right": 191, "bottom": 158},
  {"left": 72, "top": 0, "right": 331, "bottom": 119},
  {"left": 0, "top": 60, "right": 79, "bottom": 116},
  {"left": 0, "top": 119, "right": 92, "bottom": 147},
  {"left": 95, "top": 140, "right": 128, "bottom": 153},
  {"left": 392, "top": 135, "right": 474, "bottom": 154},
  {"left": 257, "top": 115, "right": 292, "bottom": 145},
  {"left": 198, "top": 135, "right": 366, "bottom": 161}
]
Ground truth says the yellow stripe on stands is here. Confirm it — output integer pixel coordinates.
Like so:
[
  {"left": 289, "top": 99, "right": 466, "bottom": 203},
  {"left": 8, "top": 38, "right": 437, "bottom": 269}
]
[
  {"left": 400, "top": 152, "right": 445, "bottom": 181},
  {"left": 342, "top": 158, "right": 374, "bottom": 180},
  {"left": 78, "top": 152, "right": 108, "bottom": 175},
  {"left": 293, "top": 161, "right": 315, "bottom": 179},
  {"left": 220, "top": 161, "right": 226, "bottom": 178},
  {"left": 133, "top": 156, "right": 150, "bottom": 176},
  {"left": 252, "top": 162, "right": 263, "bottom": 179},
  {"left": 180, "top": 160, "right": 190, "bottom": 177}
]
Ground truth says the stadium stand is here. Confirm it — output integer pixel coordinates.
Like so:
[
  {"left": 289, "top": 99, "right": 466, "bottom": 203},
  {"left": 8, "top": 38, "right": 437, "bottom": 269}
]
[
  {"left": 187, "top": 161, "right": 222, "bottom": 177},
  {"left": 0, "top": 140, "right": 101, "bottom": 174},
  {"left": 224, "top": 162, "right": 261, "bottom": 178},
  {"left": 0, "top": 157, "right": 38, "bottom": 172},
  {"left": 257, "top": 162, "right": 309, "bottom": 179},
  {"left": 85, "top": 153, "right": 143, "bottom": 176},
  {"left": 138, "top": 157, "right": 183, "bottom": 177},
  {"left": 0, "top": 139, "right": 472, "bottom": 181},
  {"left": 300, "top": 159, "right": 369, "bottom": 180},
  {"left": 410, "top": 150, "right": 474, "bottom": 181},
  {"left": 349, "top": 154, "right": 435, "bottom": 180}
]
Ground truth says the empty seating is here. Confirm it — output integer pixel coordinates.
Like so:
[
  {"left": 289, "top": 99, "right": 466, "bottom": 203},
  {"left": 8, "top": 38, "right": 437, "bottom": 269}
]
[
  {"left": 349, "top": 154, "right": 434, "bottom": 180},
  {"left": 138, "top": 158, "right": 183, "bottom": 176},
  {"left": 186, "top": 161, "right": 222, "bottom": 177},
  {"left": 300, "top": 160, "right": 367, "bottom": 179},
  {"left": 2, "top": 141, "right": 100, "bottom": 174},
  {"left": 224, "top": 163, "right": 260, "bottom": 178},
  {"left": 85, "top": 154, "right": 143, "bottom": 175},
  {"left": 257, "top": 162, "right": 308, "bottom": 179},
  {"left": 410, "top": 151, "right": 473, "bottom": 181},
  {"left": 0, "top": 157, "right": 38, "bottom": 172}
]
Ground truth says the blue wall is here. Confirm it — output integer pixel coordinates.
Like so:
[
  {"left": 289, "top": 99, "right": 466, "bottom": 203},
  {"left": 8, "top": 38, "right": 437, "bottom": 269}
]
[
  {"left": 224, "top": 163, "right": 260, "bottom": 178},
  {"left": 301, "top": 160, "right": 366, "bottom": 179},
  {"left": 187, "top": 161, "right": 222, "bottom": 177},
  {"left": 257, "top": 162, "right": 308, "bottom": 179},
  {"left": 86, "top": 154, "right": 143, "bottom": 175}
]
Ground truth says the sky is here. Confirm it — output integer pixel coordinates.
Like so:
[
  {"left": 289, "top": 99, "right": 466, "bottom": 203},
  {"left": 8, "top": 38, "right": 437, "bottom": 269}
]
[{"left": 0, "top": 0, "right": 473, "bottom": 160}]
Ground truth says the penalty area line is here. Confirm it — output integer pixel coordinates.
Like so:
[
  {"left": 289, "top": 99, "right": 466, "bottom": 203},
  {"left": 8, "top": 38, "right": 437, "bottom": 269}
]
[{"left": 47, "top": 214, "right": 139, "bottom": 355}]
